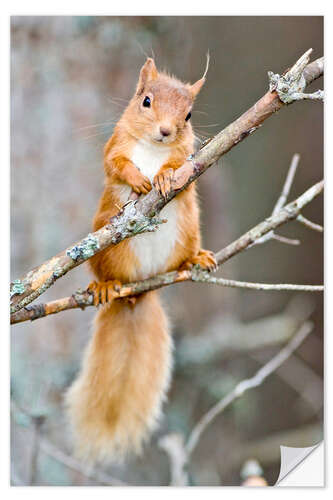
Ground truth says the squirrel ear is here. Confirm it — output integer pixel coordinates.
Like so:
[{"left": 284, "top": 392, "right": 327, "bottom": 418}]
[
  {"left": 189, "top": 77, "right": 205, "bottom": 99},
  {"left": 136, "top": 58, "right": 158, "bottom": 95}
]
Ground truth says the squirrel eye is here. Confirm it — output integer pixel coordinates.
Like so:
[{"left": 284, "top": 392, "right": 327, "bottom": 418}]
[
  {"left": 143, "top": 96, "right": 151, "bottom": 108},
  {"left": 185, "top": 111, "right": 192, "bottom": 122}
]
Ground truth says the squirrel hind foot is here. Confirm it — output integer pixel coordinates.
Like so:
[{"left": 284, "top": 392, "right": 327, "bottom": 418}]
[
  {"left": 180, "top": 248, "right": 217, "bottom": 272},
  {"left": 87, "top": 280, "right": 122, "bottom": 307}
]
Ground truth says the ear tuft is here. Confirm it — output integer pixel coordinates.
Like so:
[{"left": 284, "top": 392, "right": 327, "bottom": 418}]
[
  {"left": 136, "top": 58, "right": 158, "bottom": 95},
  {"left": 189, "top": 52, "right": 210, "bottom": 99}
]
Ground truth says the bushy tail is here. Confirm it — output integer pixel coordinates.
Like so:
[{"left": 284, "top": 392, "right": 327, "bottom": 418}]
[{"left": 65, "top": 291, "right": 172, "bottom": 464}]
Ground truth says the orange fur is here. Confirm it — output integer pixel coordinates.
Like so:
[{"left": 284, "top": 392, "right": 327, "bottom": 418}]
[{"left": 65, "top": 58, "right": 216, "bottom": 464}]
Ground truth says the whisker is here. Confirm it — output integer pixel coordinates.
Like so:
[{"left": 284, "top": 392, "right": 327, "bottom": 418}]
[
  {"left": 81, "top": 130, "right": 113, "bottom": 140},
  {"left": 107, "top": 96, "right": 129, "bottom": 103},
  {"left": 193, "top": 123, "right": 220, "bottom": 128},
  {"left": 192, "top": 126, "right": 211, "bottom": 136},
  {"left": 74, "top": 120, "right": 117, "bottom": 132},
  {"left": 107, "top": 101, "right": 126, "bottom": 110},
  {"left": 193, "top": 131, "right": 210, "bottom": 141}
]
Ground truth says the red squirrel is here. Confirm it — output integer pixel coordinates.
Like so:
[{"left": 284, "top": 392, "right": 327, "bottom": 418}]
[{"left": 65, "top": 57, "right": 217, "bottom": 464}]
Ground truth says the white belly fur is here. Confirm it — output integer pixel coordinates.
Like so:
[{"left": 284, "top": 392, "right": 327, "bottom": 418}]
[{"left": 127, "top": 140, "right": 179, "bottom": 279}]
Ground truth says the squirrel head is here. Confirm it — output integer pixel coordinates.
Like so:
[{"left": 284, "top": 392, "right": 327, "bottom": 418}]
[{"left": 123, "top": 56, "right": 209, "bottom": 146}]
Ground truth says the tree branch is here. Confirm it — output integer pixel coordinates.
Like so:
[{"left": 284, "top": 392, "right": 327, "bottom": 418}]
[
  {"left": 213, "top": 179, "right": 323, "bottom": 264},
  {"left": 11, "top": 179, "right": 323, "bottom": 325},
  {"left": 10, "top": 50, "right": 324, "bottom": 314}
]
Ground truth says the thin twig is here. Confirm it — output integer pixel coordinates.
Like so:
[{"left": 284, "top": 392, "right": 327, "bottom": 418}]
[
  {"left": 254, "top": 153, "right": 301, "bottom": 246},
  {"left": 193, "top": 275, "right": 323, "bottom": 292},
  {"left": 271, "top": 234, "right": 300, "bottom": 245},
  {"left": 29, "top": 417, "right": 43, "bottom": 485},
  {"left": 272, "top": 153, "right": 300, "bottom": 215},
  {"left": 39, "top": 438, "right": 128, "bottom": 486},
  {"left": 297, "top": 214, "right": 323, "bottom": 233},
  {"left": 10, "top": 51, "right": 324, "bottom": 314},
  {"left": 11, "top": 180, "right": 324, "bottom": 325},
  {"left": 158, "top": 434, "right": 189, "bottom": 486}
]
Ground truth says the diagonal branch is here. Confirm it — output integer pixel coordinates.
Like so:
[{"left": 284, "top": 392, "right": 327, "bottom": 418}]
[
  {"left": 185, "top": 321, "right": 313, "bottom": 457},
  {"left": 10, "top": 50, "right": 324, "bottom": 314},
  {"left": 10, "top": 400, "right": 128, "bottom": 486},
  {"left": 39, "top": 438, "right": 128, "bottom": 486},
  {"left": 11, "top": 179, "right": 324, "bottom": 325},
  {"left": 159, "top": 321, "right": 314, "bottom": 485}
]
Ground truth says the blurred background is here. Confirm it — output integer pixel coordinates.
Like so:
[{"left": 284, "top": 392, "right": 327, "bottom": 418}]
[{"left": 10, "top": 16, "right": 323, "bottom": 486}]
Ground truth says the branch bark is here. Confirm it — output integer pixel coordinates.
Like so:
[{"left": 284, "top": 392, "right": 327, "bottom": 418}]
[
  {"left": 11, "top": 179, "right": 323, "bottom": 325},
  {"left": 10, "top": 50, "right": 324, "bottom": 314}
]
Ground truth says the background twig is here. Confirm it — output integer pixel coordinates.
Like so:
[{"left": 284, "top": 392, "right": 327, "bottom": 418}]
[
  {"left": 185, "top": 321, "right": 314, "bottom": 456},
  {"left": 160, "top": 321, "right": 314, "bottom": 484}
]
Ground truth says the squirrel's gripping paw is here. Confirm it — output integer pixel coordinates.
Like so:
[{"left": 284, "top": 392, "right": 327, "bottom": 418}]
[
  {"left": 87, "top": 280, "right": 122, "bottom": 307},
  {"left": 154, "top": 168, "right": 174, "bottom": 199},
  {"left": 127, "top": 169, "right": 152, "bottom": 195},
  {"left": 180, "top": 249, "right": 218, "bottom": 272}
]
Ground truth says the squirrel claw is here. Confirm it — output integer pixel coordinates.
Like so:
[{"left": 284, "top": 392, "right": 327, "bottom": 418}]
[
  {"left": 87, "top": 280, "right": 122, "bottom": 307},
  {"left": 132, "top": 177, "right": 152, "bottom": 195},
  {"left": 195, "top": 249, "right": 218, "bottom": 271},
  {"left": 179, "top": 249, "right": 218, "bottom": 272},
  {"left": 154, "top": 169, "right": 174, "bottom": 199},
  {"left": 126, "top": 169, "right": 152, "bottom": 195}
]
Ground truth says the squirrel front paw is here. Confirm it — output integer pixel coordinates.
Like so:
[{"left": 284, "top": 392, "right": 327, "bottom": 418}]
[
  {"left": 153, "top": 168, "right": 174, "bottom": 199},
  {"left": 87, "top": 280, "right": 122, "bottom": 307},
  {"left": 126, "top": 169, "right": 152, "bottom": 195},
  {"left": 180, "top": 249, "right": 218, "bottom": 272}
]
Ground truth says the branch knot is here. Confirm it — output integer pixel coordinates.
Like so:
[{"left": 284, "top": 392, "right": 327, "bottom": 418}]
[{"left": 268, "top": 48, "right": 324, "bottom": 103}]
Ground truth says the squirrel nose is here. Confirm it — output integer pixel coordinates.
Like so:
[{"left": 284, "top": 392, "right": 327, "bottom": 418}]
[{"left": 160, "top": 127, "right": 171, "bottom": 137}]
